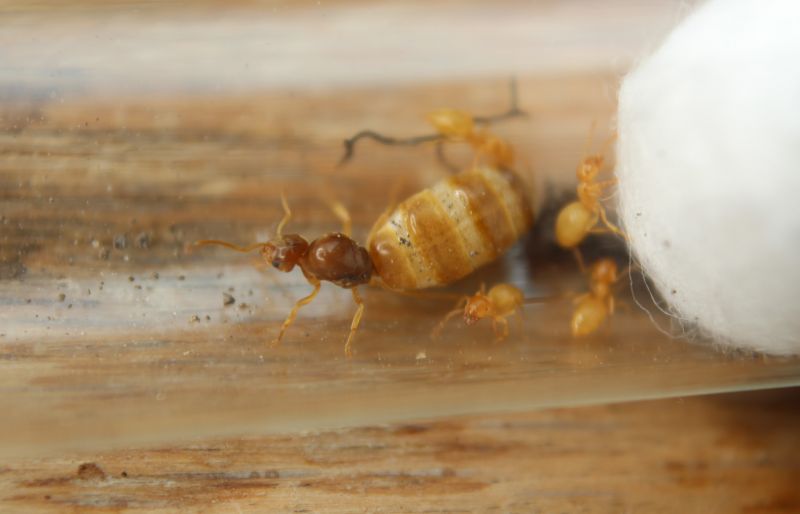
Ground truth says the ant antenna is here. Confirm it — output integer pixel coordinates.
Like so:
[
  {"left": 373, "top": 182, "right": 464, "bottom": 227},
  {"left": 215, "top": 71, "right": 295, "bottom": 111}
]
[
  {"left": 194, "top": 239, "right": 268, "bottom": 253},
  {"left": 338, "top": 131, "right": 440, "bottom": 167},
  {"left": 276, "top": 191, "right": 292, "bottom": 237}
]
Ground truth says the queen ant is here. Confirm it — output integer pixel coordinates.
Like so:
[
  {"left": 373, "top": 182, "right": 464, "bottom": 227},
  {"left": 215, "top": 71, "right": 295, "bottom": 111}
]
[{"left": 196, "top": 194, "right": 370, "bottom": 357}]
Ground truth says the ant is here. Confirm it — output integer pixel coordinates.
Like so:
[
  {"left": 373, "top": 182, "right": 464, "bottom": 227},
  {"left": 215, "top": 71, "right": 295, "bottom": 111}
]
[
  {"left": 196, "top": 194, "right": 370, "bottom": 357},
  {"left": 339, "top": 79, "right": 526, "bottom": 171},
  {"left": 433, "top": 283, "right": 535, "bottom": 343},
  {"left": 571, "top": 258, "right": 623, "bottom": 337},
  {"left": 555, "top": 129, "right": 626, "bottom": 268}
]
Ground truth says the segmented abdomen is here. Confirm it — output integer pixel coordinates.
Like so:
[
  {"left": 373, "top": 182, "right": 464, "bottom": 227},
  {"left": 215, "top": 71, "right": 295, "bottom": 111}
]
[{"left": 368, "top": 166, "right": 533, "bottom": 290}]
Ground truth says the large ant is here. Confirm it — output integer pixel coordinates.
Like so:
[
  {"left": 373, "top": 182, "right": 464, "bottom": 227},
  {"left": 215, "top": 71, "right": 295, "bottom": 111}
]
[{"left": 197, "top": 195, "right": 370, "bottom": 357}]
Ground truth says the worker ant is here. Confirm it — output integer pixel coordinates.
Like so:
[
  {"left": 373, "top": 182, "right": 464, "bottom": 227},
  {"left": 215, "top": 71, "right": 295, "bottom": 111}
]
[
  {"left": 571, "top": 258, "right": 626, "bottom": 337},
  {"left": 554, "top": 130, "right": 626, "bottom": 268},
  {"left": 432, "top": 283, "right": 552, "bottom": 343},
  {"left": 339, "top": 79, "right": 526, "bottom": 171}
]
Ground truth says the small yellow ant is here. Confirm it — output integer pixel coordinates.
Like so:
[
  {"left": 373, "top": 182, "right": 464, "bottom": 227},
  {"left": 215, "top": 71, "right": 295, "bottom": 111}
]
[
  {"left": 432, "top": 283, "right": 526, "bottom": 343},
  {"left": 571, "top": 258, "right": 621, "bottom": 337},
  {"left": 339, "top": 79, "right": 525, "bottom": 170},
  {"left": 555, "top": 132, "right": 626, "bottom": 267}
]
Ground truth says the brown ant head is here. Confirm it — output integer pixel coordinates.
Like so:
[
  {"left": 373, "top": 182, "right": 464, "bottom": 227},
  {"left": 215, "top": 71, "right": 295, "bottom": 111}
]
[
  {"left": 464, "top": 293, "right": 492, "bottom": 325},
  {"left": 261, "top": 234, "right": 309, "bottom": 272},
  {"left": 577, "top": 155, "right": 603, "bottom": 181}
]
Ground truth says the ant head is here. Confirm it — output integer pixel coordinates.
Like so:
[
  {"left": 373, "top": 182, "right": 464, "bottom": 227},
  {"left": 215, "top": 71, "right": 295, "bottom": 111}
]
[
  {"left": 261, "top": 234, "right": 309, "bottom": 272},
  {"left": 576, "top": 155, "right": 604, "bottom": 181},
  {"left": 427, "top": 109, "right": 475, "bottom": 139},
  {"left": 590, "top": 258, "right": 618, "bottom": 285},
  {"left": 464, "top": 293, "right": 492, "bottom": 325}
]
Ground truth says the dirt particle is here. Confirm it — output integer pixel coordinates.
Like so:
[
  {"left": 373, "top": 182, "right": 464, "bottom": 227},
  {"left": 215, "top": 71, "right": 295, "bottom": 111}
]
[
  {"left": 151, "top": 271, "right": 160, "bottom": 280},
  {"left": 223, "top": 293, "right": 235, "bottom": 306},
  {"left": 190, "top": 315, "right": 201, "bottom": 323},
  {"left": 120, "top": 471, "right": 128, "bottom": 478},
  {"left": 57, "top": 293, "right": 65, "bottom": 302},
  {"left": 178, "top": 275, "right": 186, "bottom": 281},
  {"left": 128, "top": 276, "right": 135, "bottom": 282},
  {"left": 113, "top": 235, "right": 127, "bottom": 249},
  {"left": 76, "top": 462, "right": 106, "bottom": 480},
  {"left": 135, "top": 232, "right": 151, "bottom": 249},
  {"left": 239, "top": 303, "right": 249, "bottom": 310}
]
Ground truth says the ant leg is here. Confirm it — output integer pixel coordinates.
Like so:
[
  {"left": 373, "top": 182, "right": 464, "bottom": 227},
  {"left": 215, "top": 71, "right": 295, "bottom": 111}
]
[
  {"left": 597, "top": 206, "right": 627, "bottom": 240},
  {"left": 435, "top": 140, "right": 460, "bottom": 173},
  {"left": 329, "top": 201, "right": 352, "bottom": 237},
  {"left": 594, "top": 178, "right": 618, "bottom": 189},
  {"left": 271, "top": 278, "right": 321, "bottom": 347},
  {"left": 431, "top": 297, "right": 468, "bottom": 339},
  {"left": 572, "top": 247, "right": 587, "bottom": 273},
  {"left": 608, "top": 294, "right": 615, "bottom": 316},
  {"left": 338, "top": 131, "right": 441, "bottom": 167},
  {"left": 572, "top": 292, "right": 590, "bottom": 306},
  {"left": 344, "top": 287, "right": 365, "bottom": 358},
  {"left": 514, "top": 308, "right": 525, "bottom": 341},
  {"left": 491, "top": 316, "right": 510, "bottom": 343},
  {"left": 276, "top": 192, "right": 292, "bottom": 237}
]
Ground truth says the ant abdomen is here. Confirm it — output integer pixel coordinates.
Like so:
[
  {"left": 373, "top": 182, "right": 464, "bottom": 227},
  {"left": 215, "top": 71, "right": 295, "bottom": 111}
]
[{"left": 369, "top": 166, "right": 533, "bottom": 290}]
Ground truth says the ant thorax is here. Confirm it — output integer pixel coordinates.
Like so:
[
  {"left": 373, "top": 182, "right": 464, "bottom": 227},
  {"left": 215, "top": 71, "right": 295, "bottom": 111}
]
[{"left": 299, "top": 233, "right": 373, "bottom": 288}]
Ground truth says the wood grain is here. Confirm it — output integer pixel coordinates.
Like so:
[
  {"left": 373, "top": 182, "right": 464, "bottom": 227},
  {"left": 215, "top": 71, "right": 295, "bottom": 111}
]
[{"left": 2, "top": 388, "right": 799, "bottom": 513}]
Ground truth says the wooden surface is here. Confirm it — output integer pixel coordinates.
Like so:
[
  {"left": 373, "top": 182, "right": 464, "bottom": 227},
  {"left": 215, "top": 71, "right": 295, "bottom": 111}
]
[{"left": 2, "top": 387, "right": 799, "bottom": 513}]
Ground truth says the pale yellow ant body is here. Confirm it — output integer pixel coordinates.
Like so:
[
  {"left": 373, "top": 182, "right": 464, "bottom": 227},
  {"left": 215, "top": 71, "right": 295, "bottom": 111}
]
[
  {"left": 571, "top": 258, "right": 619, "bottom": 337},
  {"left": 433, "top": 283, "right": 525, "bottom": 343},
  {"left": 555, "top": 153, "right": 625, "bottom": 252}
]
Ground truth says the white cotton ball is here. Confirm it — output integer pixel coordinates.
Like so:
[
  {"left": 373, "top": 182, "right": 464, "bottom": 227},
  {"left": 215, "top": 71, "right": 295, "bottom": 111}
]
[{"left": 616, "top": 0, "right": 800, "bottom": 355}]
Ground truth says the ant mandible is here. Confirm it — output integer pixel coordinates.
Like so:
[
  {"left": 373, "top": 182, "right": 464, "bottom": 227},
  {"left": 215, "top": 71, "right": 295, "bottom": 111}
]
[{"left": 196, "top": 194, "right": 370, "bottom": 357}]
